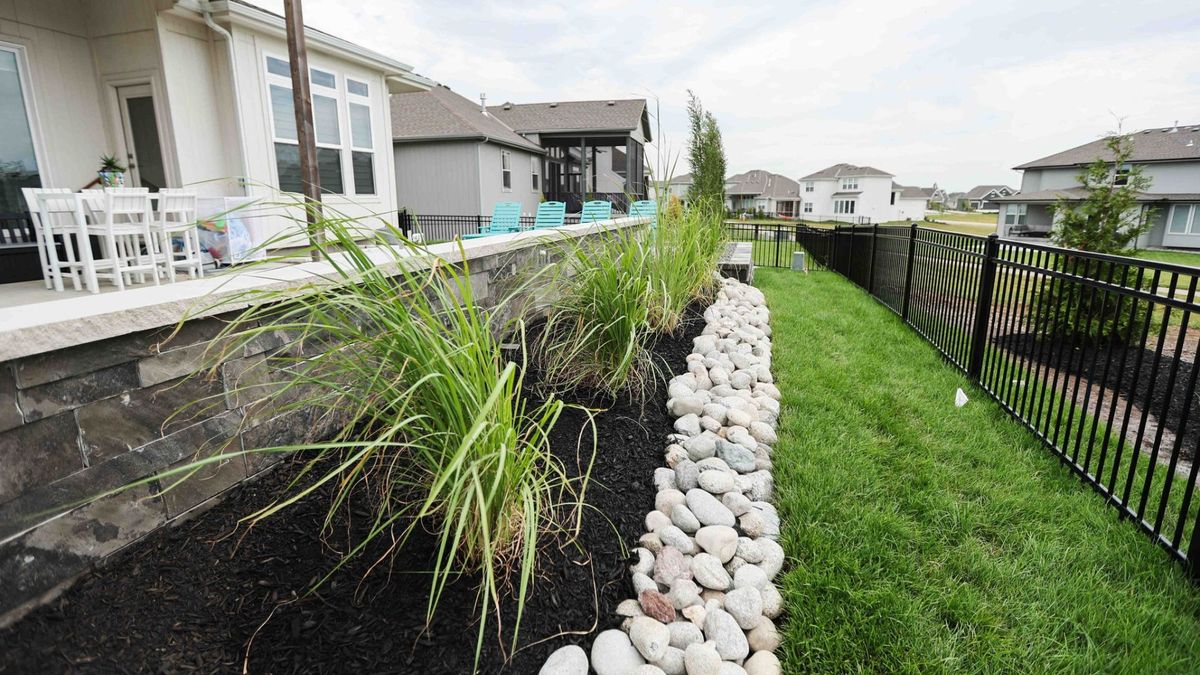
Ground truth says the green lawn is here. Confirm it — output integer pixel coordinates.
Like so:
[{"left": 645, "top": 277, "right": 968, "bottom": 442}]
[
  {"left": 1132, "top": 248, "right": 1200, "bottom": 269},
  {"left": 930, "top": 211, "right": 1001, "bottom": 224},
  {"left": 757, "top": 268, "right": 1200, "bottom": 674}
]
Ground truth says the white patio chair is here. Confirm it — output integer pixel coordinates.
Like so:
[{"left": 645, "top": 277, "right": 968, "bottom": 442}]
[
  {"left": 155, "top": 189, "right": 203, "bottom": 281},
  {"left": 24, "top": 188, "right": 88, "bottom": 292},
  {"left": 85, "top": 190, "right": 161, "bottom": 291}
]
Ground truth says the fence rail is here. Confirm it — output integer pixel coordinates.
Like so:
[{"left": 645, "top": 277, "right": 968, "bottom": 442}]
[
  {"left": 797, "top": 223, "right": 1200, "bottom": 576},
  {"left": 398, "top": 212, "right": 585, "bottom": 241}
]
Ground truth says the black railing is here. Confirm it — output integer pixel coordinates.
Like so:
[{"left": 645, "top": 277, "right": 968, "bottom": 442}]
[
  {"left": 397, "top": 212, "right": 585, "bottom": 242},
  {"left": 796, "top": 223, "right": 1200, "bottom": 575}
]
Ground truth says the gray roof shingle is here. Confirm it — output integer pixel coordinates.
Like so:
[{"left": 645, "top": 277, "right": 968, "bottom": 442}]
[
  {"left": 800, "top": 163, "right": 894, "bottom": 180},
  {"left": 965, "top": 185, "right": 1014, "bottom": 200},
  {"left": 487, "top": 99, "right": 650, "bottom": 139},
  {"left": 725, "top": 170, "right": 801, "bottom": 199},
  {"left": 892, "top": 183, "right": 935, "bottom": 199},
  {"left": 1015, "top": 124, "right": 1200, "bottom": 169},
  {"left": 390, "top": 85, "right": 544, "bottom": 153}
]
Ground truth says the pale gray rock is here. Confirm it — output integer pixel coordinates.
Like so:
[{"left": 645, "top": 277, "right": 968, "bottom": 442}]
[
  {"left": 629, "top": 616, "right": 671, "bottom": 662},
  {"left": 743, "top": 471, "right": 774, "bottom": 501},
  {"left": 669, "top": 396, "right": 705, "bottom": 418},
  {"left": 674, "top": 413, "right": 701, "bottom": 437},
  {"left": 735, "top": 537, "right": 763, "bottom": 563},
  {"left": 674, "top": 460, "right": 700, "bottom": 491},
  {"left": 690, "top": 553, "right": 732, "bottom": 591},
  {"left": 652, "top": 646, "right": 686, "bottom": 675},
  {"left": 539, "top": 644, "right": 588, "bottom": 675},
  {"left": 702, "top": 403, "right": 728, "bottom": 425},
  {"left": 699, "top": 415, "right": 722, "bottom": 432},
  {"left": 758, "top": 538, "right": 784, "bottom": 578},
  {"left": 715, "top": 439, "right": 757, "bottom": 474},
  {"left": 748, "top": 421, "right": 777, "bottom": 445},
  {"left": 653, "top": 545, "right": 691, "bottom": 585},
  {"left": 656, "top": 488, "right": 686, "bottom": 515},
  {"left": 723, "top": 587, "right": 763, "bottom": 630},
  {"left": 591, "top": 629, "right": 646, "bottom": 675},
  {"left": 670, "top": 504, "right": 701, "bottom": 533},
  {"left": 683, "top": 641, "right": 722, "bottom": 675},
  {"left": 631, "top": 547, "right": 655, "bottom": 576},
  {"left": 761, "top": 583, "right": 783, "bottom": 619},
  {"left": 659, "top": 525, "right": 696, "bottom": 554},
  {"left": 718, "top": 663, "right": 749, "bottom": 675},
  {"left": 639, "top": 532, "right": 663, "bottom": 554},
  {"left": 685, "top": 489, "right": 736, "bottom": 527},
  {"left": 682, "top": 433, "right": 718, "bottom": 461},
  {"left": 748, "top": 616, "right": 781, "bottom": 652},
  {"left": 694, "top": 525, "right": 739, "bottom": 563},
  {"left": 726, "top": 407, "right": 754, "bottom": 429},
  {"left": 729, "top": 370, "right": 753, "bottom": 390},
  {"left": 667, "top": 577, "right": 702, "bottom": 610},
  {"left": 631, "top": 666, "right": 666, "bottom": 675},
  {"left": 698, "top": 470, "right": 736, "bottom": 494},
  {"left": 726, "top": 426, "right": 757, "bottom": 449},
  {"left": 708, "top": 366, "right": 730, "bottom": 386},
  {"left": 617, "top": 598, "right": 644, "bottom": 617},
  {"left": 738, "top": 511, "right": 765, "bottom": 538},
  {"left": 632, "top": 572, "right": 658, "bottom": 596},
  {"left": 722, "top": 492, "right": 753, "bottom": 517},
  {"left": 733, "top": 564, "right": 769, "bottom": 591},
  {"left": 743, "top": 651, "right": 782, "bottom": 675},
  {"left": 667, "top": 621, "right": 704, "bottom": 649},
  {"left": 645, "top": 510, "right": 671, "bottom": 533},
  {"left": 654, "top": 467, "right": 678, "bottom": 491},
  {"left": 703, "top": 607, "right": 750, "bottom": 660}
]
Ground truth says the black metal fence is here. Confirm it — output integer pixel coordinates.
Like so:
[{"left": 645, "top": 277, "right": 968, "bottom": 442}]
[
  {"left": 398, "top": 212, "right": 585, "bottom": 241},
  {"left": 798, "top": 223, "right": 1200, "bottom": 576}
]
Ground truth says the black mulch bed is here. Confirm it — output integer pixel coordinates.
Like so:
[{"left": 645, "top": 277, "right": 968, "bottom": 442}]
[
  {"left": 1, "top": 303, "right": 707, "bottom": 674},
  {"left": 997, "top": 332, "right": 1199, "bottom": 460}
]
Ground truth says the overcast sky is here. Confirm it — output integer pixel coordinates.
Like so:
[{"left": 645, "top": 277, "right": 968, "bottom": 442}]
[{"left": 249, "top": 0, "right": 1200, "bottom": 191}]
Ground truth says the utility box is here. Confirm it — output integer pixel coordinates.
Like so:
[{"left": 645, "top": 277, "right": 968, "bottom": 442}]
[{"left": 792, "top": 250, "right": 808, "bottom": 272}]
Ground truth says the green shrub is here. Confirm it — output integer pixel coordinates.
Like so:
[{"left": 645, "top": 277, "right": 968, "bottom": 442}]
[{"left": 648, "top": 198, "right": 726, "bottom": 333}]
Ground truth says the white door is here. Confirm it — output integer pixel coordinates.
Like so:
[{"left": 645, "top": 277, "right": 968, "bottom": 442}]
[{"left": 116, "top": 85, "right": 167, "bottom": 191}]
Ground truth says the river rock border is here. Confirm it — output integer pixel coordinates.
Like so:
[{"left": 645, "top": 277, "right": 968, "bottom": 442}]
[{"left": 540, "top": 277, "right": 782, "bottom": 675}]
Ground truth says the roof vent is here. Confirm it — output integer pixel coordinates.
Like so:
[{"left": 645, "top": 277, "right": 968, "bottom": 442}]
[
  {"left": 1187, "top": 140, "right": 1196, "bottom": 147},
  {"left": 1168, "top": 121, "right": 1179, "bottom": 133},
  {"left": 549, "top": 102, "right": 558, "bottom": 108},
  {"left": 606, "top": 100, "right": 615, "bottom": 106},
  {"left": 502, "top": 102, "right": 513, "bottom": 110},
  {"left": 479, "top": 93, "right": 488, "bottom": 115}
]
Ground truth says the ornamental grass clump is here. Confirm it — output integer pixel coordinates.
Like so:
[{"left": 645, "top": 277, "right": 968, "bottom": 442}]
[
  {"left": 155, "top": 216, "right": 589, "bottom": 664},
  {"left": 536, "top": 229, "right": 662, "bottom": 398},
  {"left": 648, "top": 198, "right": 726, "bottom": 333}
]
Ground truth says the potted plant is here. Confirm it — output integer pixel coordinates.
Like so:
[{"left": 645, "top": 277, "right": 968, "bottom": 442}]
[{"left": 97, "top": 154, "right": 126, "bottom": 188}]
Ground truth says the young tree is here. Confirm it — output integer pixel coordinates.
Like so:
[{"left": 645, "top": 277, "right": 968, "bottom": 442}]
[
  {"left": 685, "top": 90, "right": 727, "bottom": 208},
  {"left": 1031, "top": 132, "right": 1157, "bottom": 344}
]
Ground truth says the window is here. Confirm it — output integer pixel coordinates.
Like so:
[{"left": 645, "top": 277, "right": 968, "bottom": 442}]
[
  {"left": 890, "top": 191, "right": 896, "bottom": 205},
  {"left": 1168, "top": 204, "right": 1199, "bottom": 235},
  {"left": 834, "top": 199, "right": 856, "bottom": 214},
  {"left": 0, "top": 44, "right": 42, "bottom": 212},
  {"left": 501, "top": 150, "right": 512, "bottom": 190},
  {"left": 803, "top": 202, "right": 812, "bottom": 213},
  {"left": 841, "top": 177, "right": 859, "bottom": 190},
  {"left": 531, "top": 156, "right": 540, "bottom": 191},
  {"left": 1114, "top": 163, "right": 1132, "bottom": 186},
  {"left": 804, "top": 181, "right": 814, "bottom": 193},
  {"left": 1004, "top": 203, "right": 1028, "bottom": 226},
  {"left": 264, "top": 55, "right": 377, "bottom": 197}
]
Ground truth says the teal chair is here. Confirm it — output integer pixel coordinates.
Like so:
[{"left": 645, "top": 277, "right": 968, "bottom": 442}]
[
  {"left": 629, "top": 199, "right": 657, "bottom": 228},
  {"left": 533, "top": 201, "right": 566, "bottom": 229},
  {"left": 581, "top": 200, "right": 613, "bottom": 223},
  {"left": 464, "top": 202, "right": 522, "bottom": 238}
]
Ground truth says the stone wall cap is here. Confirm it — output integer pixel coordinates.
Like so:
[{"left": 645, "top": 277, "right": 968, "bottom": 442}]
[{"left": 0, "top": 217, "right": 648, "bottom": 363}]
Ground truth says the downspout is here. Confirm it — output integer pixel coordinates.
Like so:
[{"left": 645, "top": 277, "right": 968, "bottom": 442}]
[{"left": 201, "top": 1, "right": 250, "bottom": 195}]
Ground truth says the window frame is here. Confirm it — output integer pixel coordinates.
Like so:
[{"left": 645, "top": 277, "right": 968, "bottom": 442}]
[
  {"left": 1168, "top": 204, "right": 1199, "bottom": 235},
  {"left": 1004, "top": 203, "right": 1028, "bottom": 226},
  {"left": 841, "top": 177, "right": 859, "bottom": 190},
  {"left": 803, "top": 181, "right": 814, "bottom": 193},
  {"left": 501, "top": 150, "right": 512, "bottom": 191},
  {"left": 0, "top": 40, "right": 48, "bottom": 199},
  {"left": 531, "top": 155, "right": 540, "bottom": 192},
  {"left": 834, "top": 199, "right": 857, "bottom": 215},
  {"left": 803, "top": 201, "right": 813, "bottom": 213},
  {"left": 262, "top": 52, "right": 379, "bottom": 198}
]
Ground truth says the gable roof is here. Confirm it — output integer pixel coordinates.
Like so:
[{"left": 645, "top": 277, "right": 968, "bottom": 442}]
[
  {"left": 488, "top": 99, "right": 651, "bottom": 140},
  {"left": 892, "top": 183, "right": 935, "bottom": 199},
  {"left": 725, "top": 170, "right": 801, "bottom": 199},
  {"left": 668, "top": 173, "right": 693, "bottom": 185},
  {"left": 965, "top": 185, "right": 1013, "bottom": 200},
  {"left": 390, "top": 85, "right": 544, "bottom": 153},
  {"left": 1015, "top": 124, "right": 1200, "bottom": 170},
  {"left": 800, "top": 163, "right": 894, "bottom": 180}
]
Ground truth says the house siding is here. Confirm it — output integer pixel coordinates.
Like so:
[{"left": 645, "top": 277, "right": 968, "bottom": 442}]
[
  {"left": 476, "top": 142, "right": 542, "bottom": 216},
  {"left": 393, "top": 141, "right": 481, "bottom": 214}
]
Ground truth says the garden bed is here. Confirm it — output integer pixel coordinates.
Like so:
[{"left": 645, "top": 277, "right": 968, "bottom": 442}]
[{"left": 0, "top": 305, "right": 706, "bottom": 674}]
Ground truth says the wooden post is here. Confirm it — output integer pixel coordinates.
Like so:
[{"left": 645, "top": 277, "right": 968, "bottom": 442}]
[{"left": 283, "top": 0, "right": 322, "bottom": 260}]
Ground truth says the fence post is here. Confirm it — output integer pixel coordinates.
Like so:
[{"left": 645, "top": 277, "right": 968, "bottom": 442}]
[
  {"left": 1186, "top": 512, "right": 1200, "bottom": 580},
  {"left": 900, "top": 222, "right": 918, "bottom": 321},
  {"left": 966, "top": 233, "right": 1000, "bottom": 381},
  {"left": 867, "top": 223, "right": 879, "bottom": 294},
  {"left": 846, "top": 225, "right": 855, "bottom": 279}
]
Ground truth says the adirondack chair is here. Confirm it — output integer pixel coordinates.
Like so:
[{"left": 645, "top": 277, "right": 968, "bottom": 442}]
[
  {"left": 464, "top": 202, "right": 522, "bottom": 238},
  {"left": 580, "top": 200, "right": 613, "bottom": 223},
  {"left": 532, "top": 201, "right": 566, "bottom": 229},
  {"left": 629, "top": 199, "right": 657, "bottom": 228}
]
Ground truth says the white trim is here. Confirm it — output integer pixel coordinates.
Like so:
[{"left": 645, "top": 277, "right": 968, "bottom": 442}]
[
  {"left": 501, "top": 149, "right": 512, "bottom": 192},
  {"left": 0, "top": 39, "right": 51, "bottom": 194}
]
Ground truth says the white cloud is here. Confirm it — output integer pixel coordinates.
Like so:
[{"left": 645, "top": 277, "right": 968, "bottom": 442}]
[{"left": 243, "top": 0, "right": 1200, "bottom": 190}]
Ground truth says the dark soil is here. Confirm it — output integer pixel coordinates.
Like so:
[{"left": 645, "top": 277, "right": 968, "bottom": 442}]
[
  {"left": 0, "top": 303, "right": 707, "bottom": 674},
  {"left": 998, "top": 332, "right": 1199, "bottom": 460}
]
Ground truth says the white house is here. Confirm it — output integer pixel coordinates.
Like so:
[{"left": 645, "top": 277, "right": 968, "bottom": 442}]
[
  {"left": 995, "top": 123, "right": 1200, "bottom": 248},
  {"left": 0, "top": 0, "right": 427, "bottom": 247},
  {"left": 724, "top": 170, "right": 802, "bottom": 218},
  {"left": 798, "top": 163, "right": 931, "bottom": 223}
]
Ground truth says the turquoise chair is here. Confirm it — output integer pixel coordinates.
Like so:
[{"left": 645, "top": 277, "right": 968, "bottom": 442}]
[
  {"left": 629, "top": 199, "right": 657, "bottom": 228},
  {"left": 533, "top": 201, "right": 566, "bottom": 229},
  {"left": 580, "top": 200, "right": 613, "bottom": 223},
  {"left": 464, "top": 202, "right": 521, "bottom": 238}
]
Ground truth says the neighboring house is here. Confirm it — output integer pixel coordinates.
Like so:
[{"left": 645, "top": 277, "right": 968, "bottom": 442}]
[
  {"left": 892, "top": 184, "right": 933, "bottom": 221},
  {"left": 995, "top": 123, "right": 1200, "bottom": 248},
  {"left": 724, "top": 170, "right": 802, "bottom": 218},
  {"left": 650, "top": 172, "right": 691, "bottom": 207},
  {"left": 390, "top": 85, "right": 544, "bottom": 216},
  {"left": 965, "top": 185, "right": 1014, "bottom": 211},
  {"left": 799, "top": 163, "right": 913, "bottom": 223},
  {"left": 0, "top": 0, "right": 426, "bottom": 246},
  {"left": 945, "top": 191, "right": 968, "bottom": 210},
  {"left": 488, "top": 99, "right": 651, "bottom": 212},
  {"left": 928, "top": 184, "right": 949, "bottom": 207}
]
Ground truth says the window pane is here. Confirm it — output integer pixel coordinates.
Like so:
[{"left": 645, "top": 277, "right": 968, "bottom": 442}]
[
  {"left": 266, "top": 56, "right": 290, "bottom": 77},
  {"left": 347, "top": 79, "right": 369, "bottom": 97},
  {"left": 1189, "top": 206, "right": 1200, "bottom": 235},
  {"left": 270, "top": 84, "right": 297, "bottom": 140},
  {"left": 274, "top": 142, "right": 302, "bottom": 193},
  {"left": 349, "top": 102, "right": 372, "bottom": 149},
  {"left": 0, "top": 49, "right": 41, "bottom": 212},
  {"left": 1169, "top": 205, "right": 1190, "bottom": 234},
  {"left": 310, "top": 68, "right": 336, "bottom": 89},
  {"left": 317, "top": 147, "right": 343, "bottom": 194},
  {"left": 313, "top": 94, "right": 340, "bottom": 145},
  {"left": 352, "top": 151, "right": 374, "bottom": 195}
]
